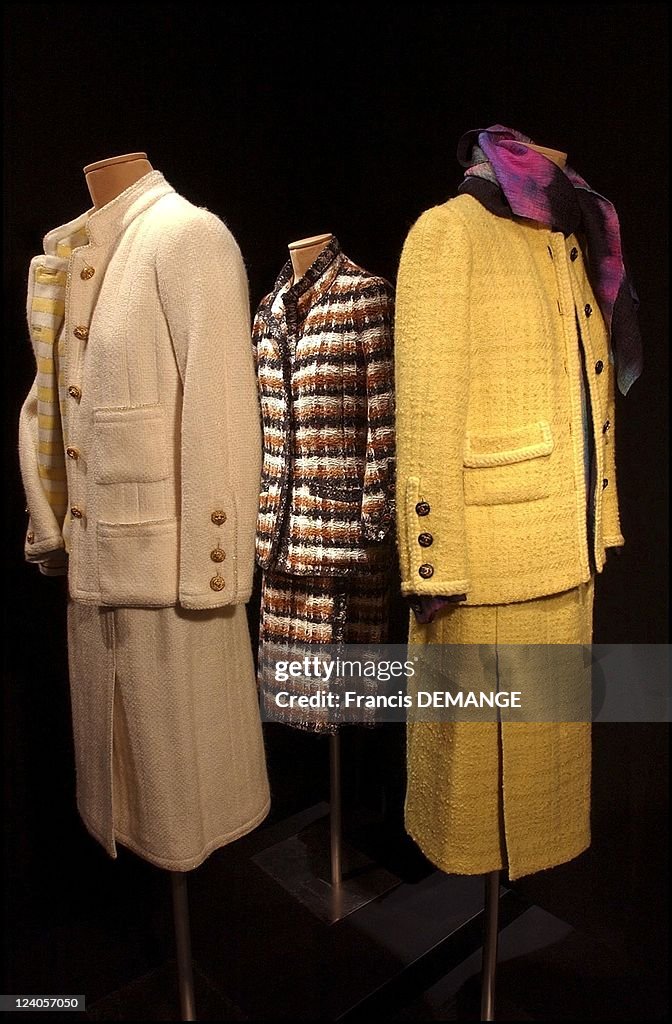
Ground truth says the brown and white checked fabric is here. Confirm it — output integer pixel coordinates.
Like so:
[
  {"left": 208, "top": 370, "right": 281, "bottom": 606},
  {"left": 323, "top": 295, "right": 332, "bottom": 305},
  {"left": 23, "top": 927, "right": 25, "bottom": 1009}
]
[
  {"left": 258, "top": 569, "right": 389, "bottom": 732},
  {"left": 253, "top": 240, "right": 395, "bottom": 730},
  {"left": 252, "top": 238, "right": 396, "bottom": 576}
]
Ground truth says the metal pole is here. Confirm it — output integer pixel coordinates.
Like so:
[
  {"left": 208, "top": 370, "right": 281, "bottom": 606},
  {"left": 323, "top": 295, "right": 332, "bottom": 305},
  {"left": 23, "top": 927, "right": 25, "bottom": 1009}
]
[
  {"left": 329, "top": 731, "right": 343, "bottom": 889},
  {"left": 480, "top": 870, "right": 500, "bottom": 1021},
  {"left": 170, "top": 871, "right": 197, "bottom": 1021}
]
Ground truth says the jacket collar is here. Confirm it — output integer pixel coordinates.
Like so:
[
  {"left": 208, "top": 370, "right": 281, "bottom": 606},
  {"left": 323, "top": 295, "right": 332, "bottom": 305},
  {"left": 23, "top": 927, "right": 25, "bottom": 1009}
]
[
  {"left": 458, "top": 176, "right": 514, "bottom": 221},
  {"left": 42, "top": 170, "right": 174, "bottom": 254},
  {"left": 271, "top": 236, "right": 343, "bottom": 308},
  {"left": 458, "top": 175, "right": 581, "bottom": 236}
]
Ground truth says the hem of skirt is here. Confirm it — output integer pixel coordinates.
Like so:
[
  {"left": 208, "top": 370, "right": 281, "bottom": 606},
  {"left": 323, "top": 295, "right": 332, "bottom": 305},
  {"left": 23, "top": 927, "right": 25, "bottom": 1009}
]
[
  {"left": 507, "top": 835, "right": 591, "bottom": 881},
  {"left": 103, "top": 797, "right": 272, "bottom": 872},
  {"left": 267, "top": 716, "right": 339, "bottom": 733},
  {"left": 79, "top": 812, "right": 118, "bottom": 860},
  {"left": 405, "top": 832, "right": 504, "bottom": 877},
  {"left": 405, "top": 824, "right": 590, "bottom": 880}
]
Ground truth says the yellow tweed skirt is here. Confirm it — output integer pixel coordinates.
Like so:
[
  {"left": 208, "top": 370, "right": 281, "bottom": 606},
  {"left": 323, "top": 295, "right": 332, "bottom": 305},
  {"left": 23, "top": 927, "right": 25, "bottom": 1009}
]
[{"left": 405, "top": 581, "right": 594, "bottom": 880}]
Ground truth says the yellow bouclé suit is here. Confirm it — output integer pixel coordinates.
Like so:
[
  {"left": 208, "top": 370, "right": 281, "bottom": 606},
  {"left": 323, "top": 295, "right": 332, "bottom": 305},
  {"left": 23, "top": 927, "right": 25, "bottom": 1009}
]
[{"left": 395, "top": 195, "right": 623, "bottom": 878}]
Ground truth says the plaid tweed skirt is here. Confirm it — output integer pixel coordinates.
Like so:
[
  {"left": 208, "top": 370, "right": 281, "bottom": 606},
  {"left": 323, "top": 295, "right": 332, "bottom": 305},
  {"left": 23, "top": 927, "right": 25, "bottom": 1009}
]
[{"left": 258, "top": 568, "right": 390, "bottom": 732}]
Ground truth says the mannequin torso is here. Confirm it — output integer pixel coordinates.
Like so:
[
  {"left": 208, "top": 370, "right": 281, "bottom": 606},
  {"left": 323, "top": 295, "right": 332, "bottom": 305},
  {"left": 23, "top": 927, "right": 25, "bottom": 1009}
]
[
  {"left": 84, "top": 152, "right": 154, "bottom": 209},
  {"left": 288, "top": 233, "right": 334, "bottom": 282}
]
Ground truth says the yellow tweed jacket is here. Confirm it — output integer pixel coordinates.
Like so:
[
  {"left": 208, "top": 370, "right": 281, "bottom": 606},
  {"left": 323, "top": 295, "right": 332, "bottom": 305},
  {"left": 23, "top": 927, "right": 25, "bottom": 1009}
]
[{"left": 395, "top": 194, "right": 624, "bottom": 606}]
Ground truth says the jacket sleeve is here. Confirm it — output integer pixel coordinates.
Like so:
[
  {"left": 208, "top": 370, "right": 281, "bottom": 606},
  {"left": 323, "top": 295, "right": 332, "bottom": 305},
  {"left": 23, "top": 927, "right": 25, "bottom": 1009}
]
[
  {"left": 18, "top": 255, "right": 68, "bottom": 576},
  {"left": 19, "top": 382, "right": 68, "bottom": 575},
  {"left": 251, "top": 300, "right": 267, "bottom": 373},
  {"left": 395, "top": 204, "right": 471, "bottom": 598},
  {"left": 361, "top": 280, "right": 396, "bottom": 542},
  {"left": 157, "top": 210, "right": 261, "bottom": 609}
]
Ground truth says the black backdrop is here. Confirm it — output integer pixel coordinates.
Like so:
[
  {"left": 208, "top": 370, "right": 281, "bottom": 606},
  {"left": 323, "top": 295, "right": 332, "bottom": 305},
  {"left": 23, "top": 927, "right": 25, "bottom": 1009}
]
[{"left": 3, "top": 1, "right": 669, "bottom": 1014}]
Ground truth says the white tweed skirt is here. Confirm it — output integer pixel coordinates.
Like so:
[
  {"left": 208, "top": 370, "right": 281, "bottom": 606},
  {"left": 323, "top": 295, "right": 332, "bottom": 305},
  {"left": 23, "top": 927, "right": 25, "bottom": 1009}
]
[{"left": 67, "top": 600, "right": 270, "bottom": 871}]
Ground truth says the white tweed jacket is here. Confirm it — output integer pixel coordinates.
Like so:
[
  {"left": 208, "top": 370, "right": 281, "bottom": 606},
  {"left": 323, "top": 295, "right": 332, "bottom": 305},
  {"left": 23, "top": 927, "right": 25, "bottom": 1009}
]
[{"left": 19, "top": 171, "right": 261, "bottom": 609}]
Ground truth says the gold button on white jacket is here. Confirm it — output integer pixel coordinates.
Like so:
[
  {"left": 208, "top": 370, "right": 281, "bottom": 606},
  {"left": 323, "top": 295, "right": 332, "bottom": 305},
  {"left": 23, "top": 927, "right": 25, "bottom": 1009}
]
[{"left": 19, "top": 171, "right": 261, "bottom": 609}]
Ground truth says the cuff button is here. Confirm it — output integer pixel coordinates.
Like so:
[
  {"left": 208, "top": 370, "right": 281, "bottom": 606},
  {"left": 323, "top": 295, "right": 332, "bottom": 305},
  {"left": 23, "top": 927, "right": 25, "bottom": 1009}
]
[
  {"left": 210, "top": 575, "right": 226, "bottom": 592},
  {"left": 418, "top": 563, "right": 434, "bottom": 579},
  {"left": 211, "top": 510, "right": 227, "bottom": 525}
]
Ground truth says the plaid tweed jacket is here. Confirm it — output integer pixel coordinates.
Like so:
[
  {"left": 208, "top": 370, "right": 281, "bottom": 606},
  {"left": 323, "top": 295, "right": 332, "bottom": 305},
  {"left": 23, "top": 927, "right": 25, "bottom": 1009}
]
[{"left": 252, "top": 238, "right": 395, "bottom": 575}]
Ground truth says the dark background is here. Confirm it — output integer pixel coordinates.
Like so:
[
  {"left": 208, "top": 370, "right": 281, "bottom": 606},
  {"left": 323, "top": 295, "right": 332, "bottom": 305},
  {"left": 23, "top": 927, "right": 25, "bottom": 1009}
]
[{"left": 3, "top": 2, "right": 668, "bottom": 1019}]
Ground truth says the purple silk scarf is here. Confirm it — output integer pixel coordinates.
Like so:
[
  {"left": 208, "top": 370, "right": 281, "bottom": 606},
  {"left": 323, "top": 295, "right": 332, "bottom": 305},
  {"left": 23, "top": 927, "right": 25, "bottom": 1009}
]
[{"left": 458, "top": 124, "right": 642, "bottom": 396}]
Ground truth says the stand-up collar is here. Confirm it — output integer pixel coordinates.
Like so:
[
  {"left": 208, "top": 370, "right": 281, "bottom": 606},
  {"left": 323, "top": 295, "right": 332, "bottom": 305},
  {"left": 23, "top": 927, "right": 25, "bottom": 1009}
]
[
  {"left": 271, "top": 236, "right": 343, "bottom": 307},
  {"left": 42, "top": 170, "right": 174, "bottom": 254}
]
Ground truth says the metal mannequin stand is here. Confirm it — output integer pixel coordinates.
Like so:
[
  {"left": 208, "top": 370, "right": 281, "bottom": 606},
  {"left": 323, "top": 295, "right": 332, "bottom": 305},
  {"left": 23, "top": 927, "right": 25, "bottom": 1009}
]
[
  {"left": 253, "top": 731, "right": 400, "bottom": 924},
  {"left": 170, "top": 872, "right": 197, "bottom": 1021},
  {"left": 480, "top": 870, "right": 501, "bottom": 1021},
  {"left": 328, "top": 733, "right": 344, "bottom": 919}
]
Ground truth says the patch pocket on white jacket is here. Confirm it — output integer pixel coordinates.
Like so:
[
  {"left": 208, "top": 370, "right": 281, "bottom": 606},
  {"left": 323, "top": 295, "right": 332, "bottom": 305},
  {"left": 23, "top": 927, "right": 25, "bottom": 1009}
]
[
  {"left": 93, "top": 405, "right": 169, "bottom": 484},
  {"left": 97, "top": 518, "right": 179, "bottom": 607},
  {"left": 463, "top": 421, "right": 554, "bottom": 506}
]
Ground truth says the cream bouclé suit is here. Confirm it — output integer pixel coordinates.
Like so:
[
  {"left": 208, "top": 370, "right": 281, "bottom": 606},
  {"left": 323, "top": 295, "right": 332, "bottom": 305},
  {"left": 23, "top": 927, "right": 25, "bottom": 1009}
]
[{"left": 19, "top": 172, "right": 270, "bottom": 869}]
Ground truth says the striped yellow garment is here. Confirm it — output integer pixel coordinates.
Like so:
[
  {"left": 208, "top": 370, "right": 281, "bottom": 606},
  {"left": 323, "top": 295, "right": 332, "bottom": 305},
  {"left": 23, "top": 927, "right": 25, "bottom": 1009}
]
[{"left": 29, "top": 230, "right": 87, "bottom": 521}]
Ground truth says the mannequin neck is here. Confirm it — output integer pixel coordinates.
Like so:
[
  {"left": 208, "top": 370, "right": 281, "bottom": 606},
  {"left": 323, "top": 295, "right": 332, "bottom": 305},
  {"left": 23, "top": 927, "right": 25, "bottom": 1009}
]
[
  {"left": 288, "top": 233, "right": 334, "bottom": 282},
  {"left": 520, "top": 142, "right": 568, "bottom": 169},
  {"left": 84, "top": 152, "right": 154, "bottom": 210}
]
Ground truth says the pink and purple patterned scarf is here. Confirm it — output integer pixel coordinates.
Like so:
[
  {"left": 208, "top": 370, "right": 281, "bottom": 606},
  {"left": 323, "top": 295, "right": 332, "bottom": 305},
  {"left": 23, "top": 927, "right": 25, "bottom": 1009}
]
[{"left": 458, "top": 124, "right": 642, "bottom": 396}]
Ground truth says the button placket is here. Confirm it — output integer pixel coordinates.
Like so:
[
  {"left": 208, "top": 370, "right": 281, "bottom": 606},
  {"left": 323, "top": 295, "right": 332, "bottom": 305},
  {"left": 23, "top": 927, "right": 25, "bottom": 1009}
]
[
  {"left": 65, "top": 252, "right": 96, "bottom": 534},
  {"left": 549, "top": 234, "right": 571, "bottom": 316}
]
